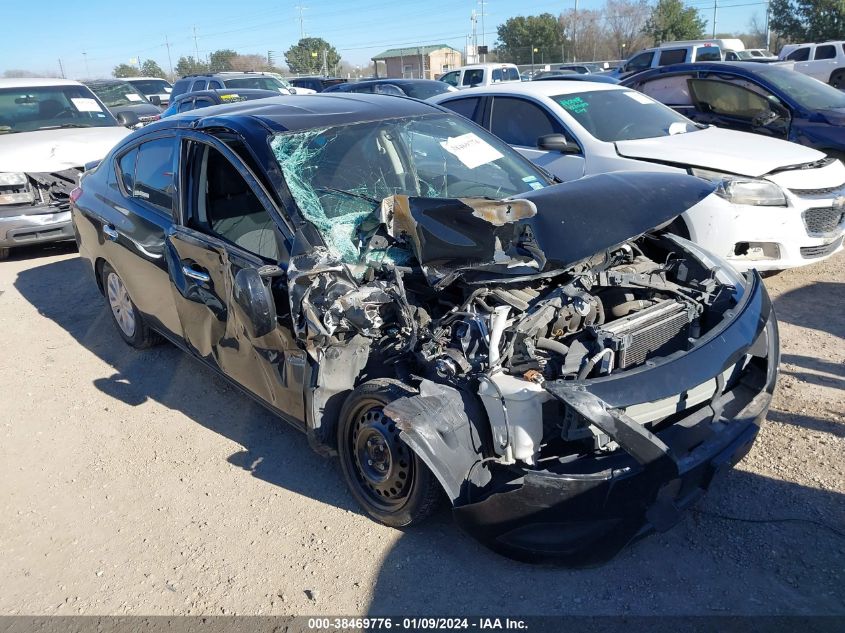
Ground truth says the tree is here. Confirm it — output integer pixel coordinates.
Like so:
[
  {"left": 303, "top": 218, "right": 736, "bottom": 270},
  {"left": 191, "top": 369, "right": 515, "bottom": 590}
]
[
  {"left": 605, "top": 0, "right": 651, "bottom": 59},
  {"left": 285, "top": 38, "right": 340, "bottom": 75},
  {"left": 644, "top": 0, "right": 706, "bottom": 45},
  {"left": 770, "top": 0, "right": 845, "bottom": 42},
  {"left": 495, "top": 13, "right": 565, "bottom": 65},
  {"left": 229, "top": 54, "right": 270, "bottom": 72},
  {"left": 174, "top": 56, "right": 209, "bottom": 76},
  {"left": 140, "top": 60, "right": 166, "bottom": 78},
  {"left": 209, "top": 49, "right": 237, "bottom": 72},
  {"left": 560, "top": 8, "right": 607, "bottom": 62},
  {"left": 112, "top": 64, "right": 140, "bottom": 78}
]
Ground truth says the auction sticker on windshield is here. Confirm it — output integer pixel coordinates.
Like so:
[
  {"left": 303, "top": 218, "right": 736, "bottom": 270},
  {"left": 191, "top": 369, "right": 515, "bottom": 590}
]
[
  {"left": 558, "top": 96, "right": 588, "bottom": 113},
  {"left": 624, "top": 91, "right": 655, "bottom": 105},
  {"left": 70, "top": 98, "right": 103, "bottom": 112},
  {"left": 440, "top": 132, "right": 503, "bottom": 169},
  {"left": 125, "top": 94, "right": 143, "bottom": 102}
]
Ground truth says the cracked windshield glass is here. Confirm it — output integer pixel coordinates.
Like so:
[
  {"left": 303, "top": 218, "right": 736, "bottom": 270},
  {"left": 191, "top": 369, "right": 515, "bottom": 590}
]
[{"left": 270, "top": 113, "right": 549, "bottom": 264}]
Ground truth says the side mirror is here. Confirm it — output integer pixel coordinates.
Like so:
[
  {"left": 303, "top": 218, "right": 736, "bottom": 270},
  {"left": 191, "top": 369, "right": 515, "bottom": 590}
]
[
  {"left": 537, "top": 134, "right": 580, "bottom": 154},
  {"left": 116, "top": 111, "right": 140, "bottom": 128},
  {"left": 149, "top": 95, "right": 162, "bottom": 107},
  {"left": 233, "top": 268, "right": 277, "bottom": 338}
]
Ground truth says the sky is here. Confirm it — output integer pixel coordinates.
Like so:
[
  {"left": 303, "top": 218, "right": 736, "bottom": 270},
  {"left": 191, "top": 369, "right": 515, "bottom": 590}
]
[{"left": 3, "top": 0, "right": 768, "bottom": 79}]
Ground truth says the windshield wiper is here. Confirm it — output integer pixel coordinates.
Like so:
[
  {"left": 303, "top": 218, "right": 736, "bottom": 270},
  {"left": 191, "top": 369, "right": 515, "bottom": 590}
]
[
  {"left": 37, "top": 123, "right": 88, "bottom": 130},
  {"left": 315, "top": 186, "right": 381, "bottom": 204}
]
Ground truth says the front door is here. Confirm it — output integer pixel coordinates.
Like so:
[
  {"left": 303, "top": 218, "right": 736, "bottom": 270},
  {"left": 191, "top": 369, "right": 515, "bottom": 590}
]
[{"left": 165, "top": 134, "right": 305, "bottom": 422}]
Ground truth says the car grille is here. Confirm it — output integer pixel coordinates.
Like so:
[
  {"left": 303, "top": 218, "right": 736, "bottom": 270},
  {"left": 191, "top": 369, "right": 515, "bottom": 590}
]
[
  {"left": 800, "top": 236, "right": 843, "bottom": 259},
  {"left": 595, "top": 300, "right": 692, "bottom": 370},
  {"left": 802, "top": 206, "right": 845, "bottom": 235}
]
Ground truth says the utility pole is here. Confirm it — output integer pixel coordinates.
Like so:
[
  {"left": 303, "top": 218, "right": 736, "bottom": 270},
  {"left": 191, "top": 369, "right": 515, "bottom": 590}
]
[
  {"left": 58, "top": 58, "right": 65, "bottom": 79},
  {"left": 296, "top": 5, "right": 308, "bottom": 40},
  {"left": 193, "top": 26, "right": 200, "bottom": 62},
  {"left": 322, "top": 49, "right": 327, "bottom": 77},
  {"left": 572, "top": 0, "right": 579, "bottom": 62},
  {"left": 764, "top": 1, "right": 771, "bottom": 50},
  {"left": 82, "top": 51, "right": 90, "bottom": 78},
  {"left": 478, "top": 0, "right": 487, "bottom": 61},
  {"left": 165, "top": 35, "right": 174, "bottom": 77},
  {"left": 712, "top": 0, "right": 718, "bottom": 38}
]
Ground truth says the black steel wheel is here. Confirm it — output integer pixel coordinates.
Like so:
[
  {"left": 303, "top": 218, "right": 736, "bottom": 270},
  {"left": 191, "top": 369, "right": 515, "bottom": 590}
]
[{"left": 337, "top": 380, "right": 442, "bottom": 527}]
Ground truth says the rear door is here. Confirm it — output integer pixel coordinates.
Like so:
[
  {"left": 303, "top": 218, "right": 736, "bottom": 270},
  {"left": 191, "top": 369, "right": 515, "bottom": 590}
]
[
  {"left": 805, "top": 44, "right": 838, "bottom": 82},
  {"left": 489, "top": 96, "right": 585, "bottom": 181},
  {"left": 687, "top": 78, "right": 789, "bottom": 138},
  {"left": 165, "top": 132, "right": 305, "bottom": 421}
]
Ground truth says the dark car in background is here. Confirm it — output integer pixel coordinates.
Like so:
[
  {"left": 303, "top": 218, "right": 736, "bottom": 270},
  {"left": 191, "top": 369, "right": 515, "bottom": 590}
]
[
  {"left": 533, "top": 71, "right": 621, "bottom": 84},
  {"left": 84, "top": 80, "right": 162, "bottom": 127},
  {"left": 321, "top": 78, "right": 456, "bottom": 99},
  {"left": 289, "top": 76, "right": 347, "bottom": 92},
  {"left": 623, "top": 61, "right": 845, "bottom": 160},
  {"left": 159, "top": 89, "right": 280, "bottom": 118},
  {"left": 171, "top": 72, "right": 292, "bottom": 99},
  {"left": 70, "top": 94, "right": 777, "bottom": 566},
  {"left": 124, "top": 77, "right": 173, "bottom": 107}
]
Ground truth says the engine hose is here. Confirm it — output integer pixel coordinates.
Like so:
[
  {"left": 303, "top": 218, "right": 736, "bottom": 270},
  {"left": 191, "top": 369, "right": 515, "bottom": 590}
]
[
  {"left": 536, "top": 337, "right": 569, "bottom": 357},
  {"left": 610, "top": 299, "right": 653, "bottom": 318},
  {"left": 578, "top": 348, "right": 614, "bottom": 380}
]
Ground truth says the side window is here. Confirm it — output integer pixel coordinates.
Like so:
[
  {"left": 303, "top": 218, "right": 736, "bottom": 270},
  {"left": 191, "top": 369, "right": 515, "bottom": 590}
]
[
  {"left": 191, "top": 144, "right": 280, "bottom": 260},
  {"left": 658, "top": 49, "right": 687, "bottom": 66},
  {"left": 208, "top": 80, "right": 223, "bottom": 89},
  {"left": 815, "top": 45, "right": 836, "bottom": 60},
  {"left": 689, "top": 79, "right": 771, "bottom": 119},
  {"left": 441, "top": 97, "right": 481, "bottom": 122},
  {"left": 463, "top": 69, "right": 484, "bottom": 86},
  {"left": 440, "top": 71, "right": 459, "bottom": 86},
  {"left": 787, "top": 47, "right": 810, "bottom": 61},
  {"left": 193, "top": 97, "right": 215, "bottom": 109},
  {"left": 350, "top": 84, "right": 375, "bottom": 93},
  {"left": 375, "top": 84, "right": 404, "bottom": 95},
  {"left": 492, "top": 68, "right": 503, "bottom": 82},
  {"left": 490, "top": 97, "right": 564, "bottom": 147},
  {"left": 639, "top": 75, "right": 694, "bottom": 105},
  {"left": 191, "top": 79, "right": 208, "bottom": 91},
  {"left": 695, "top": 47, "right": 722, "bottom": 62},
  {"left": 626, "top": 52, "right": 654, "bottom": 72},
  {"left": 117, "top": 147, "right": 138, "bottom": 194},
  {"left": 133, "top": 138, "right": 176, "bottom": 212},
  {"left": 177, "top": 98, "right": 195, "bottom": 113}
]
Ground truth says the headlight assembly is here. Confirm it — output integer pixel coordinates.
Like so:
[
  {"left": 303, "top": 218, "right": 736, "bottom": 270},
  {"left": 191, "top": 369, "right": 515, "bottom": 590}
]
[
  {"left": 666, "top": 234, "right": 748, "bottom": 299},
  {"left": 691, "top": 167, "right": 787, "bottom": 207}
]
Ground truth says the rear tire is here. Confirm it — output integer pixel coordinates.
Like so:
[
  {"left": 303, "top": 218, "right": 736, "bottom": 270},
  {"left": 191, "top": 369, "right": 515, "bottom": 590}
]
[
  {"left": 337, "top": 379, "right": 442, "bottom": 528},
  {"left": 101, "top": 262, "right": 161, "bottom": 349},
  {"left": 830, "top": 70, "right": 845, "bottom": 90},
  {"left": 0, "top": 247, "right": 9, "bottom": 261}
]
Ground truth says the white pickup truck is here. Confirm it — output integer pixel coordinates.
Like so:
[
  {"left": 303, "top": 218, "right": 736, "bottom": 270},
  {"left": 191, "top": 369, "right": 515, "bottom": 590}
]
[{"left": 779, "top": 41, "right": 845, "bottom": 88}]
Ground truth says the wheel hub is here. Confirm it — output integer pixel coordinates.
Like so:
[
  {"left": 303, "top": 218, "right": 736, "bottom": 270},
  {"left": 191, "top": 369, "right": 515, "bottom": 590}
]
[{"left": 352, "top": 406, "right": 411, "bottom": 507}]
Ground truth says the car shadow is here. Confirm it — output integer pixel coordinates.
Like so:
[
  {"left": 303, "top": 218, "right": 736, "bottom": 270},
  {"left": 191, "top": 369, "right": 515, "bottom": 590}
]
[
  {"left": 13, "top": 255, "right": 358, "bottom": 515},
  {"left": 4, "top": 241, "right": 78, "bottom": 262},
  {"left": 772, "top": 281, "right": 845, "bottom": 340},
  {"left": 363, "top": 468, "right": 845, "bottom": 616}
]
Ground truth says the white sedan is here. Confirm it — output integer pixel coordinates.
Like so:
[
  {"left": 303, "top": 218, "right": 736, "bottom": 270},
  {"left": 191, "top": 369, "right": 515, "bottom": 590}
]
[{"left": 430, "top": 81, "right": 845, "bottom": 272}]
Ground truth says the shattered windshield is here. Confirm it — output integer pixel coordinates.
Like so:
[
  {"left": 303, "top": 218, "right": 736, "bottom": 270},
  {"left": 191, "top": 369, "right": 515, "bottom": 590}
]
[{"left": 270, "top": 113, "right": 550, "bottom": 264}]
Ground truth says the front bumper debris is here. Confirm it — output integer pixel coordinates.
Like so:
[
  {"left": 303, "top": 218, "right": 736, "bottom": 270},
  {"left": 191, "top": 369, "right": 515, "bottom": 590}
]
[{"left": 453, "top": 273, "right": 778, "bottom": 566}]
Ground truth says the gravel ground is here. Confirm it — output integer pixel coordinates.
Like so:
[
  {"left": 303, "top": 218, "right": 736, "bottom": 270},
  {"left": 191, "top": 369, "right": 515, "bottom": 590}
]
[{"left": 0, "top": 243, "right": 842, "bottom": 617}]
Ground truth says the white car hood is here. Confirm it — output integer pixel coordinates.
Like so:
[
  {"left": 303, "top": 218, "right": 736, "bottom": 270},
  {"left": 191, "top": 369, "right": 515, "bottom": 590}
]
[
  {"left": 615, "top": 126, "right": 825, "bottom": 178},
  {"left": 0, "top": 127, "right": 130, "bottom": 173}
]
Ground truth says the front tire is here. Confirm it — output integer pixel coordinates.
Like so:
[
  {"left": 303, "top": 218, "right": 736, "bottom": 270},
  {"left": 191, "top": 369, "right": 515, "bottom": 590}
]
[
  {"left": 830, "top": 70, "right": 845, "bottom": 90},
  {"left": 337, "top": 379, "right": 442, "bottom": 528},
  {"left": 101, "top": 262, "right": 160, "bottom": 349}
]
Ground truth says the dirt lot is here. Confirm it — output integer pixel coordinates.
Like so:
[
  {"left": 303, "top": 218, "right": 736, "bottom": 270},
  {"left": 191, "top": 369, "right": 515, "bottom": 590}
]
[{"left": 0, "top": 243, "right": 842, "bottom": 617}]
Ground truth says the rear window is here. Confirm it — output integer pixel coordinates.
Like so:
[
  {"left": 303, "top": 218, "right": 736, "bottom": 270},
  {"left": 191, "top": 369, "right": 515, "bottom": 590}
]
[
  {"left": 658, "top": 49, "right": 687, "bottom": 66},
  {"left": 694, "top": 46, "right": 722, "bottom": 62},
  {"left": 224, "top": 77, "right": 286, "bottom": 92}
]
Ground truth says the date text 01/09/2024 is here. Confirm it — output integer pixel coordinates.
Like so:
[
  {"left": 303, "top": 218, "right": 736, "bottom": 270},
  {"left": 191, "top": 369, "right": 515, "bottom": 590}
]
[{"left": 306, "top": 617, "right": 528, "bottom": 630}]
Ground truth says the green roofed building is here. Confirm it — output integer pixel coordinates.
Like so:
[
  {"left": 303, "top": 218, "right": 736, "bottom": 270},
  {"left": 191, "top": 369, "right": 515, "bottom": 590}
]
[{"left": 372, "top": 44, "right": 462, "bottom": 80}]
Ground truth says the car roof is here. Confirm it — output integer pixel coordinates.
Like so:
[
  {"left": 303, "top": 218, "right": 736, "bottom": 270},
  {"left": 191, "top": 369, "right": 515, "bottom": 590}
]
[
  {"left": 456, "top": 63, "right": 518, "bottom": 69},
  {"left": 159, "top": 93, "right": 441, "bottom": 132},
  {"left": 84, "top": 79, "right": 128, "bottom": 85},
  {"left": 173, "top": 88, "right": 281, "bottom": 101},
  {"left": 437, "top": 81, "right": 624, "bottom": 98},
  {"left": 125, "top": 76, "right": 170, "bottom": 82},
  {"left": 624, "top": 61, "right": 779, "bottom": 81},
  {"left": 0, "top": 77, "right": 85, "bottom": 88}
]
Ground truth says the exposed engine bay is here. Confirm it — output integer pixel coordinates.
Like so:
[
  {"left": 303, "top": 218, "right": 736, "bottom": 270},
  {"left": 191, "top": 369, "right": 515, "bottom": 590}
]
[
  {"left": 0, "top": 169, "right": 80, "bottom": 211},
  {"left": 288, "top": 190, "right": 741, "bottom": 471}
]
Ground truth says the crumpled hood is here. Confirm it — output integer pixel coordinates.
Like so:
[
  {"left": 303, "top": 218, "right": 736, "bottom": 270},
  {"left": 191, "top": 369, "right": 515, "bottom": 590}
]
[
  {"left": 615, "top": 126, "right": 825, "bottom": 178},
  {"left": 386, "top": 171, "right": 715, "bottom": 284},
  {"left": 0, "top": 127, "right": 130, "bottom": 172}
]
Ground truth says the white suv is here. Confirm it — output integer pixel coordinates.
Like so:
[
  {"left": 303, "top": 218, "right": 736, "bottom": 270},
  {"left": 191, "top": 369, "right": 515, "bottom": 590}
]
[
  {"left": 779, "top": 42, "right": 845, "bottom": 88},
  {"left": 613, "top": 43, "right": 723, "bottom": 79},
  {"left": 431, "top": 81, "right": 845, "bottom": 272},
  {"left": 0, "top": 78, "right": 130, "bottom": 259},
  {"left": 439, "top": 64, "right": 521, "bottom": 90}
]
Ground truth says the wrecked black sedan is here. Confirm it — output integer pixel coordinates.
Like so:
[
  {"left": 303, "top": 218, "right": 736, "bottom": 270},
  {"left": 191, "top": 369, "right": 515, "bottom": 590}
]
[{"left": 71, "top": 94, "right": 778, "bottom": 565}]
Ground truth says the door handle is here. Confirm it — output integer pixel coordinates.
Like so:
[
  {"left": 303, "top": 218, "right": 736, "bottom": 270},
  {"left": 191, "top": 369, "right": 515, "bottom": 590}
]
[
  {"left": 103, "top": 224, "right": 118, "bottom": 241},
  {"left": 182, "top": 264, "right": 211, "bottom": 283}
]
